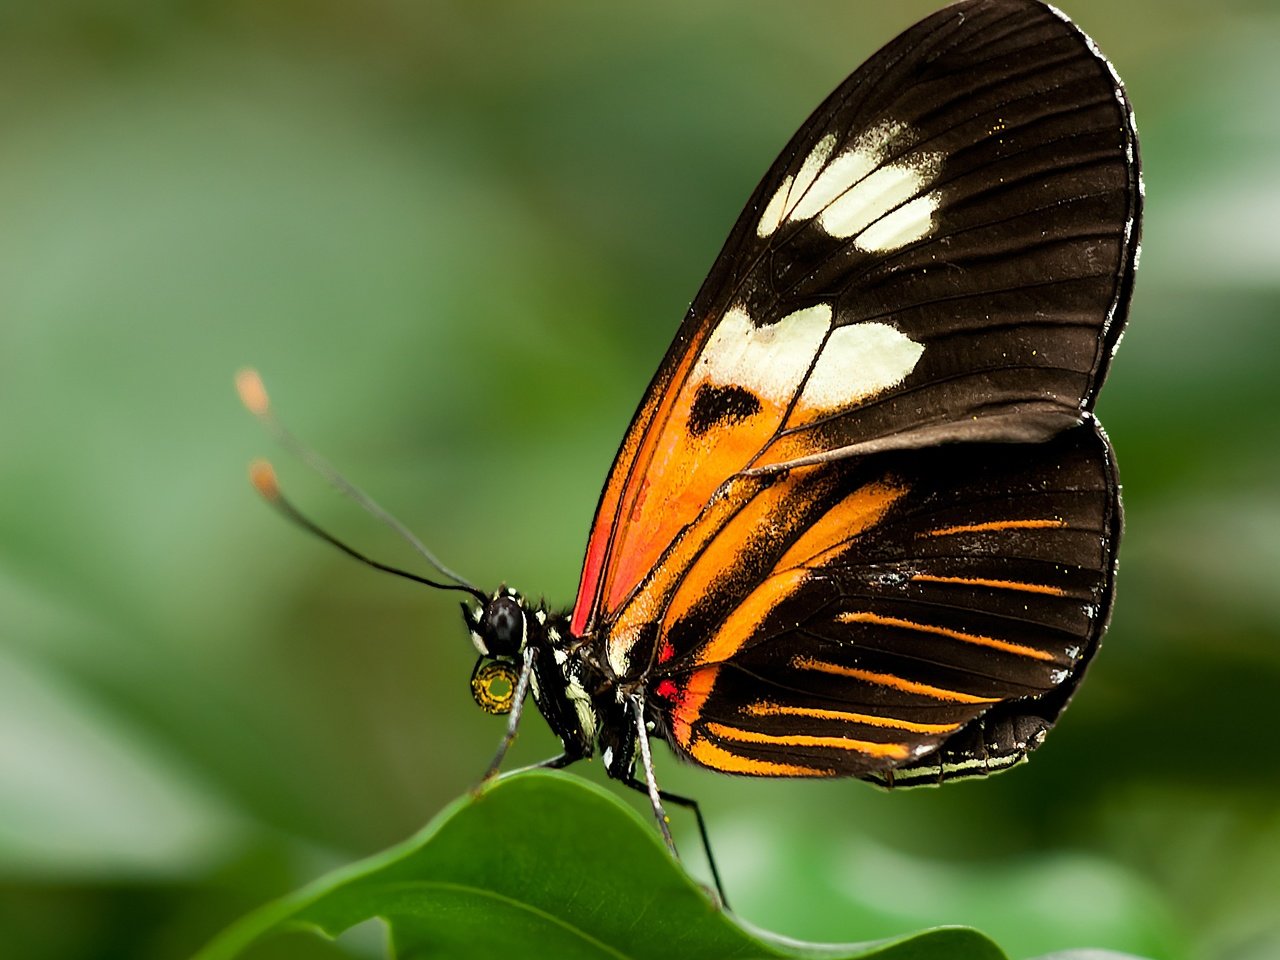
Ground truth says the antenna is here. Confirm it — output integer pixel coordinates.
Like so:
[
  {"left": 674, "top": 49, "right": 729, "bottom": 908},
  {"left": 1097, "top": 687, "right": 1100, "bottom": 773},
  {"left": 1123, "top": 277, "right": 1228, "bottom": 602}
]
[
  {"left": 237, "top": 368, "right": 486, "bottom": 602},
  {"left": 247, "top": 460, "right": 485, "bottom": 599}
]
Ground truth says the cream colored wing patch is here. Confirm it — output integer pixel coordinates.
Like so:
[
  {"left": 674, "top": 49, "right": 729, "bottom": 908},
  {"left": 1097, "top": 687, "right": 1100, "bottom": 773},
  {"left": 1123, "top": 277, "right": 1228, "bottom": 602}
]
[
  {"left": 697, "top": 304, "right": 831, "bottom": 404},
  {"left": 794, "top": 322, "right": 924, "bottom": 424},
  {"left": 698, "top": 303, "right": 923, "bottom": 427},
  {"left": 756, "top": 119, "right": 943, "bottom": 254}
]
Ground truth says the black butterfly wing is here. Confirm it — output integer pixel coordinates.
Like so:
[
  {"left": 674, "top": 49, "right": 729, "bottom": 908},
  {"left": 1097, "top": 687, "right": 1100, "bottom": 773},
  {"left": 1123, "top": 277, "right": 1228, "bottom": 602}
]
[
  {"left": 574, "top": 0, "right": 1140, "bottom": 642},
  {"left": 649, "top": 420, "right": 1119, "bottom": 780}
]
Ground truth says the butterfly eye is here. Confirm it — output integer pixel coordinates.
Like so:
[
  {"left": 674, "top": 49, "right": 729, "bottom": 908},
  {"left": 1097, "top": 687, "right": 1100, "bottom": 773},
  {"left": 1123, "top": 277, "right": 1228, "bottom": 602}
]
[
  {"left": 483, "top": 595, "right": 524, "bottom": 655},
  {"left": 470, "top": 659, "right": 518, "bottom": 715}
]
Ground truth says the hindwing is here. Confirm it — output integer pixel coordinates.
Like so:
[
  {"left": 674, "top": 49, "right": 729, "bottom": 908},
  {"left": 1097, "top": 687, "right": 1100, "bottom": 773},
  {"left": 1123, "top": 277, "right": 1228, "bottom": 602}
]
[{"left": 643, "top": 421, "right": 1119, "bottom": 778}]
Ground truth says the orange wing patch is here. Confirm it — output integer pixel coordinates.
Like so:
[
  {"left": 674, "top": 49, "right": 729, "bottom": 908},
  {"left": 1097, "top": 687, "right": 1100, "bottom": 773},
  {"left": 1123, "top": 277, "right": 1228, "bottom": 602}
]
[
  {"left": 598, "top": 306, "right": 829, "bottom": 622},
  {"left": 667, "top": 665, "right": 721, "bottom": 749},
  {"left": 604, "top": 476, "right": 765, "bottom": 674}
]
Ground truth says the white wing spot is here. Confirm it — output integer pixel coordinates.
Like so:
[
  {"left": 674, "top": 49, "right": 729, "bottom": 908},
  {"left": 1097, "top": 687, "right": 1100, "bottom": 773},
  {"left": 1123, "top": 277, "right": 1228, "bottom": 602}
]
[
  {"left": 855, "top": 192, "right": 940, "bottom": 252},
  {"left": 757, "top": 134, "right": 837, "bottom": 238},
  {"left": 697, "top": 304, "right": 831, "bottom": 404},
  {"left": 792, "top": 134, "right": 837, "bottom": 209},
  {"left": 793, "top": 122, "right": 909, "bottom": 222},
  {"left": 821, "top": 151, "right": 943, "bottom": 250},
  {"left": 757, "top": 174, "right": 792, "bottom": 238},
  {"left": 820, "top": 163, "right": 919, "bottom": 238},
  {"left": 796, "top": 322, "right": 924, "bottom": 420},
  {"left": 757, "top": 119, "right": 944, "bottom": 251}
]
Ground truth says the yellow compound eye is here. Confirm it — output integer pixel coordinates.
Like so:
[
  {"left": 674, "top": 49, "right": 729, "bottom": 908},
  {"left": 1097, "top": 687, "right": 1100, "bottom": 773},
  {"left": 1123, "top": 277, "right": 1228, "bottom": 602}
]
[{"left": 470, "top": 660, "right": 519, "bottom": 715}]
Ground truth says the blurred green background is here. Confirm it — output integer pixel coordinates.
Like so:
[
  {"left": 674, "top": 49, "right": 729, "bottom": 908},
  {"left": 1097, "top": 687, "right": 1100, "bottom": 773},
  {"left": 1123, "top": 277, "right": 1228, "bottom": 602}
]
[{"left": 2, "top": 1, "right": 1277, "bottom": 958}]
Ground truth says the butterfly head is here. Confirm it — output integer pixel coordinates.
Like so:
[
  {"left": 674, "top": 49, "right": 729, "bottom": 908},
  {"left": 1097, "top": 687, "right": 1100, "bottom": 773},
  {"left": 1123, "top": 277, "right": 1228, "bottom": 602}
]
[
  {"left": 464, "top": 586, "right": 528, "bottom": 658},
  {"left": 463, "top": 587, "right": 529, "bottom": 716}
]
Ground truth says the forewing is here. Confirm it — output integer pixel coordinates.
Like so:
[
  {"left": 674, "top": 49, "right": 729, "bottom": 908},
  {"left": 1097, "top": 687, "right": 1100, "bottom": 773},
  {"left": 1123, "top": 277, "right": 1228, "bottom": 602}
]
[
  {"left": 647, "top": 421, "right": 1119, "bottom": 778},
  {"left": 572, "top": 0, "right": 1140, "bottom": 638}
]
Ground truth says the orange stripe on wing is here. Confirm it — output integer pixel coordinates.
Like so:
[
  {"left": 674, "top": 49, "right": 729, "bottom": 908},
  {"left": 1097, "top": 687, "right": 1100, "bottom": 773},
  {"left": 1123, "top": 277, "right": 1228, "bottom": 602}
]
[
  {"left": 687, "top": 736, "right": 833, "bottom": 777},
  {"left": 924, "top": 519, "right": 1067, "bottom": 537},
  {"left": 705, "top": 723, "right": 911, "bottom": 760},
  {"left": 607, "top": 483, "right": 755, "bottom": 675},
  {"left": 911, "top": 573, "right": 1068, "bottom": 597},
  {"left": 662, "top": 469, "right": 835, "bottom": 636},
  {"left": 792, "top": 655, "right": 1002, "bottom": 704},
  {"left": 775, "top": 480, "right": 908, "bottom": 571},
  {"left": 685, "top": 476, "right": 907, "bottom": 667},
  {"left": 692, "top": 568, "right": 809, "bottom": 666},
  {"left": 837, "top": 611, "right": 1058, "bottom": 662},
  {"left": 669, "top": 666, "right": 720, "bottom": 749},
  {"left": 745, "top": 701, "right": 962, "bottom": 735}
]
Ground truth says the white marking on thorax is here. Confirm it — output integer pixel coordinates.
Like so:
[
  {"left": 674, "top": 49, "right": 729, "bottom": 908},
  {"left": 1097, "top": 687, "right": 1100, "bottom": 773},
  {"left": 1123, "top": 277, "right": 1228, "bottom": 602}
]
[
  {"left": 697, "top": 303, "right": 831, "bottom": 404},
  {"left": 564, "top": 674, "right": 597, "bottom": 741},
  {"left": 795, "top": 321, "right": 924, "bottom": 419}
]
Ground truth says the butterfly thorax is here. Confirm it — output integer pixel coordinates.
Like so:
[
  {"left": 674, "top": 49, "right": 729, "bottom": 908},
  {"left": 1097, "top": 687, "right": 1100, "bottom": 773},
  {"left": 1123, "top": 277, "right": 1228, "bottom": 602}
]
[{"left": 464, "top": 587, "right": 640, "bottom": 777}]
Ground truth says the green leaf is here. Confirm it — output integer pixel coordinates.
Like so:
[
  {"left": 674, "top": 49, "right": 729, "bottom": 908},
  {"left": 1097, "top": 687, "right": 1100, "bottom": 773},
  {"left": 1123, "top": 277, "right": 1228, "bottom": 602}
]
[{"left": 196, "top": 771, "right": 1007, "bottom": 960}]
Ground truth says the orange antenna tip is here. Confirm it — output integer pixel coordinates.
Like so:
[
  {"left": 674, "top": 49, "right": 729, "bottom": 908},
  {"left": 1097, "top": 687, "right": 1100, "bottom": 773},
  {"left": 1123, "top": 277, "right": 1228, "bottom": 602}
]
[
  {"left": 236, "top": 368, "right": 270, "bottom": 416},
  {"left": 249, "top": 458, "right": 280, "bottom": 500}
]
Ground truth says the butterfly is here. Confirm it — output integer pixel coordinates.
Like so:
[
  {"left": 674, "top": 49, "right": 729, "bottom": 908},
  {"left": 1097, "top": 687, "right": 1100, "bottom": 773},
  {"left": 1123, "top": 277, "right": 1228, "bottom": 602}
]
[{"left": 241, "top": 0, "right": 1140, "bottom": 904}]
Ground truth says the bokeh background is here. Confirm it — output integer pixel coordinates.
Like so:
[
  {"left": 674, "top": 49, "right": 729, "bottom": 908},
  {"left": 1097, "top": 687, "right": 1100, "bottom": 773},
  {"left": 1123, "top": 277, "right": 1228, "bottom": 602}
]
[{"left": 2, "top": 1, "right": 1278, "bottom": 958}]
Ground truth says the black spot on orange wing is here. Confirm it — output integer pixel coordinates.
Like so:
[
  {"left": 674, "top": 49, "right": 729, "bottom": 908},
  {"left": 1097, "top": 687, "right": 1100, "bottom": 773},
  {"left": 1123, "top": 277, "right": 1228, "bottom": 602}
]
[{"left": 688, "top": 383, "right": 763, "bottom": 437}]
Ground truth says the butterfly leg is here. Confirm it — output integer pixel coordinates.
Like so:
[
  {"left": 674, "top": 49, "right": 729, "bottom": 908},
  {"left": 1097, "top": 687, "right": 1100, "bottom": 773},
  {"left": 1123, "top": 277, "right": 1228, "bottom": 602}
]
[
  {"left": 622, "top": 778, "right": 729, "bottom": 909},
  {"left": 621, "top": 696, "right": 729, "bottom": 908},
  {"left": 628, "top": 696, "right": 678, "bottom": 853},
  {"left": 494, "top": 752, "right": 581, "bottom": 778},
  {"left": 478, "top": 645, "right": 537, "bottom": 782}
]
